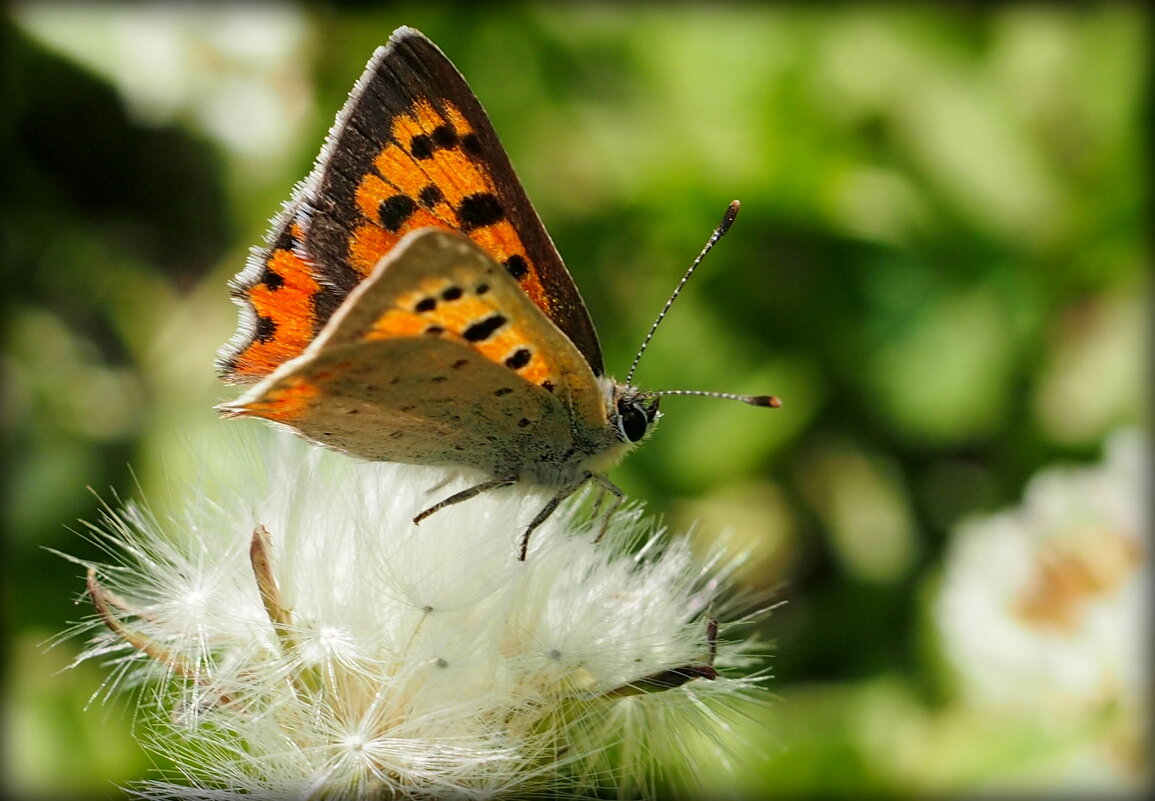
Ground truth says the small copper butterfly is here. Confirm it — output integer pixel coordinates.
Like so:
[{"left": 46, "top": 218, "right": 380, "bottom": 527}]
[{"left": 216, "top": 27, "right": 778, "bottom": 559}]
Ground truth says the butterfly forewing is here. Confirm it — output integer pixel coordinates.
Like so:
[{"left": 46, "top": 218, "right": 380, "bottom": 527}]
[{"left": 218, "top": 27, "right": 603, "bottom": 385}]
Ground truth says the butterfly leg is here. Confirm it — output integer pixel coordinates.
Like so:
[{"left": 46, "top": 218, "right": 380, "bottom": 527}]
[
  {"left": 517, "top": 479, "right": 591, "bottom": 561},
  {"left": 413, "top": 475, "right": 517, "bottom": 525},
  {"left": 587, "top": 480, "right": 609, "bottom": 519},
  {"left": 588, "top": 473, "right": 624, "bottom": 543}
]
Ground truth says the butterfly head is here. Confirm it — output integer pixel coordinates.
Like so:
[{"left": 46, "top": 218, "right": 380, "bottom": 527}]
[
  {"left": 611, "top": 384, "right": 662, "bottom": 444},
  {"left": 607, "top": 201, "right": 781, "bottom": 449}
]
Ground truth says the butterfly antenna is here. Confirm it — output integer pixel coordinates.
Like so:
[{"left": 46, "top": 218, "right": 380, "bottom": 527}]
[
  {"left": 625, "top": 200, "right": 741, "bottom": 386},
  {"left": 648, "top": 389, "right": 781, "bottom": 408}
]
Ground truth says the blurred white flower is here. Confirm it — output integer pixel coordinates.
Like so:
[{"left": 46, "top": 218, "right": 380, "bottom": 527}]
[
  {"left": 934, "top": 428, "right": 1149, "bottom": 785},
  {"left": 63, "top": 433, "right": 767, "bottom": 799}
]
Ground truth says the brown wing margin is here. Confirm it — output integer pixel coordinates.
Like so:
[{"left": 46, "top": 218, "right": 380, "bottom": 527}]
[{"left": 307, "top": 27, "right": 605, "bottom": 375}]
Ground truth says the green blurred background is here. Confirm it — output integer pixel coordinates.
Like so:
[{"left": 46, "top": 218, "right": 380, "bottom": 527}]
[{"left": 2, "top": 3, "right": 1148, "bottom": 798}]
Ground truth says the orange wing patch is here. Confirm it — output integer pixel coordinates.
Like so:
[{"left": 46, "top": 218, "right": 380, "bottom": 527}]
[
  {"left": 222, "top": 371, "right": 321, "bottom": 423},
  {"left": 224, "top": 220, "right": 324, "bottom": 381},
  {"left": 347, "top": 99, "right": 550, "bottom": 308},
  {"left": 363, "top": 273, "right": 561, "bottom": 392}
]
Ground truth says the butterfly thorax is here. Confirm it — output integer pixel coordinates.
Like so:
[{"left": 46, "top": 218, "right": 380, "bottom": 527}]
[{"left": 508, "top": 375, "right": 656, "bottom": 490}]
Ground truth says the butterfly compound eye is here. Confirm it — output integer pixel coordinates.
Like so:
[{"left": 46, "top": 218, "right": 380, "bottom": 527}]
[{"left": 617, "top": 397, "right": 659, "bottom": 443}]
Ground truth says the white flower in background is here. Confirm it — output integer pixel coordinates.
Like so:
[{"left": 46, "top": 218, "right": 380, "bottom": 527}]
[
  {"left": 63, "top": 434, "right": 767, "bottom": 800},
  {"left": 934, "top": 428, "right": 1149, "bottom": 785}
]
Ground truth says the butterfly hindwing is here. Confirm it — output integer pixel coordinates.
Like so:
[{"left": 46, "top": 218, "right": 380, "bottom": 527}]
[
  {"left": 220, "top": 229, "right": 611, "bottom": 476},
  {"left": 217, "top": 199, "right": 322, "bottom": 382},
  {"left": 218, "top": 27, "right": 604, "bottom": 385}
]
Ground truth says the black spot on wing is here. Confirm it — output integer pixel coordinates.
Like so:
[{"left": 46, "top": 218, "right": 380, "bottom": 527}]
[
  {"left": 456, "top": 193, "right": 504, "bottom": 232},
  {"left": 463, "top": 314, "right": 507, "bottom": 342},
  {"left": 504, "top": 348, "right": 531, "bottom": 370},
  {"left": 379, "top": 194, "right": 417, "bottom": 231},
  {"left": 461, "top": 133, "right": 482, "bottom": 156},
  {"left": 503, "top": 254, "right": 528, "bottom": 279},
  {"left": 432, "top": 124, "right": 457, "bottom": 148},
  {"left": 409, "top": 133, "right": 434, "bottom": 160},
  {"left": 261, "top": 267, "right": 284, "bottom": 291},
  {"left": 419, "top": 184, "right": 444, "bottom": 208},
  {"left": 255, "top": 315, "right": 277, "bottom": 343}
]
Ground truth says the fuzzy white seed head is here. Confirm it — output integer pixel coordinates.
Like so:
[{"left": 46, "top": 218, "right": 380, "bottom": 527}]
[{"left": 64, "top": 432, "right": 769, "bottom": 799}]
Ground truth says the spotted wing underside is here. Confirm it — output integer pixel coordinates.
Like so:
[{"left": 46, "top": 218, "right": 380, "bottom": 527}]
[
  {"left": 218, "top": 27, "right": 603, "bottom": 384},
  {"left": 218, "top": 230, "right": 609, "bottom": 474}
]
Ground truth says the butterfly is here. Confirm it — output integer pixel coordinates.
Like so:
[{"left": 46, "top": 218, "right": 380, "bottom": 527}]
[{"left": 216, "top": 27, "right": 778, "bottom": 559}]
